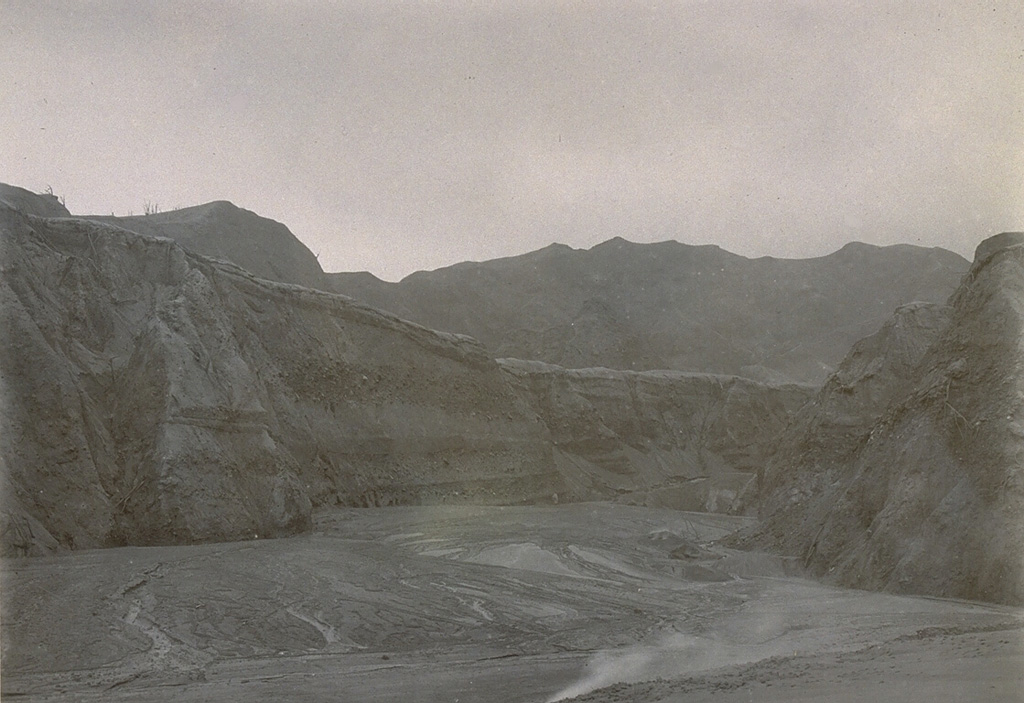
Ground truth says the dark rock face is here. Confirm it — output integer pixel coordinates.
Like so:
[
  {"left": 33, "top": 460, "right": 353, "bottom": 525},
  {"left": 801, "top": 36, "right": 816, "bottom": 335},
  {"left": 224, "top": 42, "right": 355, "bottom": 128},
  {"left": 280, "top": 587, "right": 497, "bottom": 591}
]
[
  {"left": 745, "top": 233, "right": 1024, "bottom": 604},
  {"left": 0, "top": 184, "right": 71, "bottom": 218},
  {"left": 741, "top": 302, "right": 952, "bottom": 551},
  {"left": 328, "top": 238, "right": 968, "bottom": 384},
  {"left": 0, "top": 206, "right": 559, "bottom": 554},
  {"left": 499, "top": 359, "right": 813, "bottom": 513},
  {"left": 87, "top": 202, "right": 326, "bottom": 291}
]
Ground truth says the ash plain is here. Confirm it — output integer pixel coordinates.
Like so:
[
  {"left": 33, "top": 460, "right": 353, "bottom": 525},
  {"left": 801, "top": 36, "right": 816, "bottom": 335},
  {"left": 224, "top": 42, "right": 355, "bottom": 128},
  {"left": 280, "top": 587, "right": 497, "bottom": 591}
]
[{"left": 3, "top": 503, "right": 1021, "bottom": 702}]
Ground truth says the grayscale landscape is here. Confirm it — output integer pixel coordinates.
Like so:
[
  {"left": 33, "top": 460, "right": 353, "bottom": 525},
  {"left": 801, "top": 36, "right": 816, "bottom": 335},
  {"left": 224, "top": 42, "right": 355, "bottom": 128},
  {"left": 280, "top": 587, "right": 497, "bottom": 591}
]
[
  {"left": 2, "top": 2, "right": 1022, "bottom": 701},
  {"left": 3, "top": 183, "right": 1023, "bottom": 701}
]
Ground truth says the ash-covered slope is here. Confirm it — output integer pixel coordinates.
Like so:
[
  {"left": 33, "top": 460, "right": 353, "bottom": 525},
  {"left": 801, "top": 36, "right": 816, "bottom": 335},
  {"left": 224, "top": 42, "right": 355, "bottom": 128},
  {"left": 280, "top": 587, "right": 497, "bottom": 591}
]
[
  {"left": 499, "top": 359, "right": 813, "bottom": 512},
  {"left": 0, "top": 183, "right": 71, "bottom": 218},
  {"left": 0, "top": 187, "right": 818, "bottom": 554},
  {"left": 87, "top": 201, "right": 325, "bottom": 289},
  {"left": 746, "top": 232, "right": 1024, "bottom": 604},
  {"left": 741, "top": 302, "right": 952, "bottom": 551},
  {"left": 1, "top": 205, "right": 559, "bottom": 555},
  {"left": 329, "top": 237, "right": 968, "bottom": 384}
]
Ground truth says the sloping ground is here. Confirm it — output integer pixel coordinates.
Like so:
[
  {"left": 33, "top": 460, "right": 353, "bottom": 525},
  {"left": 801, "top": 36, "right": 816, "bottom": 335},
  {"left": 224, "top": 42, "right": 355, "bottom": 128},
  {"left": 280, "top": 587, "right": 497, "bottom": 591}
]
[
  {"left": 499, "top": 359, "right": 813, "bottom": 512},
  {"left": 0, "top": 203, "right": 559, "bottom": 554},
  {"left": 87, "top": 201, "right": 325, "bottom": 290},
  {"left": 745, "top": 232, "right": 1024, "bottom": 605},
  {"left": 328, "top": 237, "right": 968, "bottom": 384},
  {"left": 0, "top": 183, "right": 71, "bottom": 218}
]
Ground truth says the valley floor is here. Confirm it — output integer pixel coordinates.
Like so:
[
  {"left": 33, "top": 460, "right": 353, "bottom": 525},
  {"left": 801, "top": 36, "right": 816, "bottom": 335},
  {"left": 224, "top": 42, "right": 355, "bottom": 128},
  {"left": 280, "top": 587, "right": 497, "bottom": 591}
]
[{"left": 2, "top": 503, "right": 1021, "bottom": 702}]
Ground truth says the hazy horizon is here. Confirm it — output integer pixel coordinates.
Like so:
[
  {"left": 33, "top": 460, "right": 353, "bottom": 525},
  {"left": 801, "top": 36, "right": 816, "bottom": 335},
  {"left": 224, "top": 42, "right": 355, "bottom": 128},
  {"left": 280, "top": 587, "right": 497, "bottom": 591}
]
[{"left": 3, "top": 1, "right": 1021, "bottom": 281}]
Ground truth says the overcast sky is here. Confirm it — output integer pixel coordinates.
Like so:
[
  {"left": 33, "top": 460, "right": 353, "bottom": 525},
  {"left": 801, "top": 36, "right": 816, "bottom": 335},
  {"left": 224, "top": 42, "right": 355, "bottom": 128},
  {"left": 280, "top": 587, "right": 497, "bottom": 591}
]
[{"left": 3, "top": 1, "right": 1022, "bottom": 280}]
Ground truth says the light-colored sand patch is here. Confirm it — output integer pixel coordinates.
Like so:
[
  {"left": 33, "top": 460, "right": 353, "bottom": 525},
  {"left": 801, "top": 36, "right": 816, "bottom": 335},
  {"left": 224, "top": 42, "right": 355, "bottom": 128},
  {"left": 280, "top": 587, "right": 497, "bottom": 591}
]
[
  {"left": 420, "top": 548, "right": 463, "bottom": 558},
  {"left": 567, "top": 545, "right": 650, "bottom": 580},
  {"left": 382, "top": 532, "right": 424, "bottom": 543},
  {"left": 405, "top": 538, "right": 447, "bottom": 546},
  {"left": 465, "top": 543, "right": 580, "bottom": 577},
  {"left": 285, "top": 607, "right": 339, "bottom": 645}
]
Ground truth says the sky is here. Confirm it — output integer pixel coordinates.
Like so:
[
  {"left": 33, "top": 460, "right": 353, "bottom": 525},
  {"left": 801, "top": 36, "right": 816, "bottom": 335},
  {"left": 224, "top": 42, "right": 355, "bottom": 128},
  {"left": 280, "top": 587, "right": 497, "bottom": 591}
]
[{"left": 2, "top": 1, "right": 1022, "bottom": 281}]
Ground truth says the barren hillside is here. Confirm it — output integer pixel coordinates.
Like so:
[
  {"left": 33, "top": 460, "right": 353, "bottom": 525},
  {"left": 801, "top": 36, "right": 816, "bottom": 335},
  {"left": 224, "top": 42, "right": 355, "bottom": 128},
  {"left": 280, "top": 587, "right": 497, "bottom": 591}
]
[
  {"left": 1, "top": 202, "right": 560, "bottom": 554},
  {"left": 744, "top": 232, "right": 1024, "bottom": 604},
  {"left": 0, "top": 183, "right": 70, "bottom": 218},
  {"left": 1, "top": 189, "right": 808, "bottom": 554},
  {"left": 87, "top": 202, "right": 324, "bottom": 289}
]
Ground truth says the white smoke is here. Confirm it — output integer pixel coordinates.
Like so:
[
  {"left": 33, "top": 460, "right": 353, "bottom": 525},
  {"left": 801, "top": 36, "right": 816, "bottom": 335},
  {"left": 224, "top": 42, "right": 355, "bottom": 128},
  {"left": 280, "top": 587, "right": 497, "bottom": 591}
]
[
  {"left": 547, "top": 633, "right": 730, "bottom": 702},
  {"left": 547, "top": 647, "right": 659, "bottom": 702},
  {"left": 546, "top": 596, "right": 821, "bottom": 701}
]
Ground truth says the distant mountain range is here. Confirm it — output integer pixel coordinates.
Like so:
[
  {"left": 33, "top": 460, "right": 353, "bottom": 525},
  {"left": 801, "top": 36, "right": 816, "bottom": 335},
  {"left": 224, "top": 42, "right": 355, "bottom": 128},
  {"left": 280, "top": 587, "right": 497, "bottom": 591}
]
[
  {"left": 69, "top": 191, "right": 969, "bottom": 385},
  {"left": 328, "top": 238, "right": 968, "bottom": 384}
]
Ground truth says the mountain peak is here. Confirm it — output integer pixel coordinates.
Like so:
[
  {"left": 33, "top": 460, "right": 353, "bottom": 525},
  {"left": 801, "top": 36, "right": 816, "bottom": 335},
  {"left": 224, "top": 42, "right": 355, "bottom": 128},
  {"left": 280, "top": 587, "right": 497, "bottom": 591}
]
[
  {"left": 0, "top": 183, "right": 71, "bottom": 218},
  {"left": 84, "top": 200, "right": 324, "bottom": 286},
  {"left": 974, "top": 231, "right": 1024, "bottom": 263}
]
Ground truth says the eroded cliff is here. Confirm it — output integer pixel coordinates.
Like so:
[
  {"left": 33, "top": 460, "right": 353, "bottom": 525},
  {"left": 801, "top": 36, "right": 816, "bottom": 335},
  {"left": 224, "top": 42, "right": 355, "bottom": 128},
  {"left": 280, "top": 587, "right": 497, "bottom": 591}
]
[
  {"left": 1, "top": 204, "right": 559, "bottom": 554},
  {"left": 499, "top": 359, "right": 813, "bottom": 513},
  {"left": 746, "top": 233, "right": 1024, "bottom": 604}
]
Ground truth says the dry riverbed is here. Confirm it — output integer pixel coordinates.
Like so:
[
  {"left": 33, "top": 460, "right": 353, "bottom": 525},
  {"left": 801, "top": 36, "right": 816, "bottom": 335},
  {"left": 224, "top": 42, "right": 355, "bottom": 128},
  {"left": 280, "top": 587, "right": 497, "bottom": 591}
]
[{"left": 2, "top": 503, "right": 1021, "bottom": 701}]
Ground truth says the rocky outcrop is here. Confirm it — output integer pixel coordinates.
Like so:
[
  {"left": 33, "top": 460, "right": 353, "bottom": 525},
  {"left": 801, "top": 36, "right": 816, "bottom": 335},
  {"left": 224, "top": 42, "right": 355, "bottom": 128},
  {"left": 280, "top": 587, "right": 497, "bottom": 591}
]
[
  {"left": 748, "top": 301, "right": 953, "bottom": 545},
  {"left": 1, "top": 205, "right": 560, "bottom": 554},
  {"left": 499, "top": 359, "right": 813, "bottom": 513},
  {"left": 745, "top": 232, "right": 1024, "bottom": 604},
  {"left": 329, "top": 237, "right": 968, "bottom": 384}
]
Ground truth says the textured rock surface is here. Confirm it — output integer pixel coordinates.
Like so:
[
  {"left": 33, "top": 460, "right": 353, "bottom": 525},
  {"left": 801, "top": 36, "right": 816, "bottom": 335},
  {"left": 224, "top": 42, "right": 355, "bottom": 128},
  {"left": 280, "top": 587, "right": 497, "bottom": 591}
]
[
  {"left": 0, "top": 188, "right": 821, "bottom": 554},
  {"left": 744, "top": 233, "right": 1024, "bottom": 604},
  {"left": 1, "top": 204, "right": 559, "bottom": 554},
  {"left": 499, "top": 359, "right": 813, "bottom": 513},
  {"left": 329, "top": 237, "right": 968, "bottom": 384},
  {"left": 746, "top": 302, "right": 953, "bottom": 538}
]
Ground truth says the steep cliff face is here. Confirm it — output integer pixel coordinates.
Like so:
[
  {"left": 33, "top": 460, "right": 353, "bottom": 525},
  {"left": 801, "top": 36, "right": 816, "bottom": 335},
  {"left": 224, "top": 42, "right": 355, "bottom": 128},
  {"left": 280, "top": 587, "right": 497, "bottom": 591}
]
[
  {"left": 747, "top": 233, "right": 1024, "bottom": 604},
  {"left": 0, "top": 206, "right": 559, "bottom": 554},
  {"left": 499, "top": 359, "right": 813, "bottom": 513},
  {"left": 748, "top": 302, "right": 953, "bottom": 550}
]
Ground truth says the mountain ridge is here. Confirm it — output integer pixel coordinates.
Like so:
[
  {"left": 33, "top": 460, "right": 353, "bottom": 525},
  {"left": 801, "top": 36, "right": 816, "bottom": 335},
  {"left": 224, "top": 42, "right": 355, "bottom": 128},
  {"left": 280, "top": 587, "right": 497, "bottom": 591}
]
[
  {"left": 327, "top": 234, "right": 968, "bottom": 384},
  {"left": 11, "top": 185, "right": 964, "bottom": 386}
]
